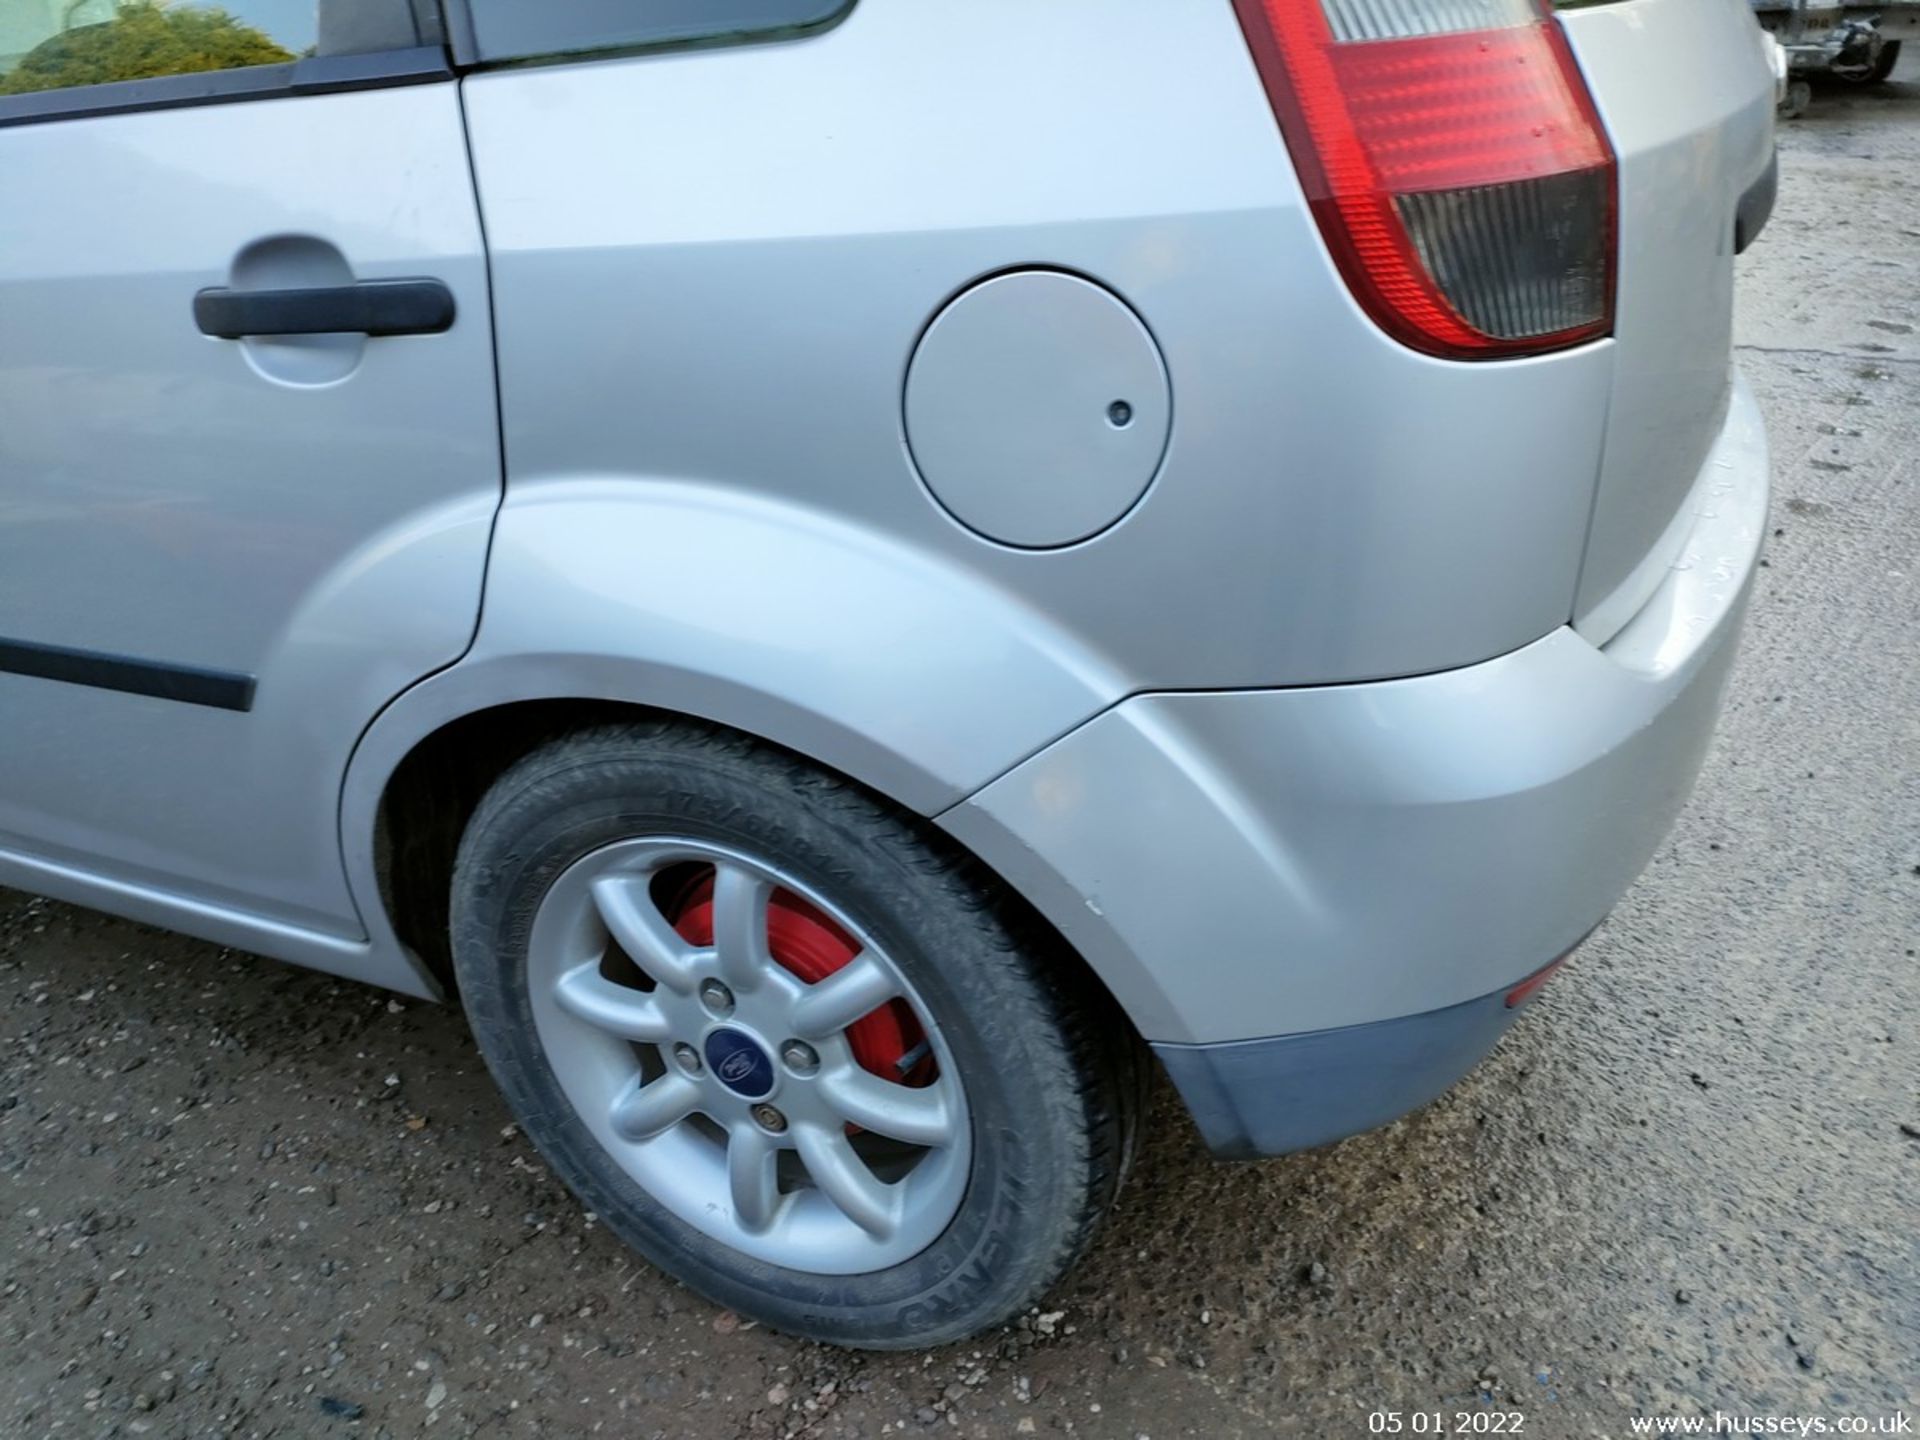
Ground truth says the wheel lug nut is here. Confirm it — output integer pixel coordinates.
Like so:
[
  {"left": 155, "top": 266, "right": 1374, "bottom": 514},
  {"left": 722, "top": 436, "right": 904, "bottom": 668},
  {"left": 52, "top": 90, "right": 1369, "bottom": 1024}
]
[
  {"left": 780, "top": 1040, "right": 819, "bottom": 1075},
  {"left": 672, "top": 1042, "right": 702, "bottom": 1074},
  {"left": 699, "top": 979, "right": 735, "bottom": 1017},
  {"left": 751, "top": 1104, "right": 787, "bottom": 1134}
]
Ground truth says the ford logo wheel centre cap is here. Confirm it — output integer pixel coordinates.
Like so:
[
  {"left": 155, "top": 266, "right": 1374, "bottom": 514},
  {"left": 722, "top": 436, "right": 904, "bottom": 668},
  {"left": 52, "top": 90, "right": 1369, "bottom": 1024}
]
[{"left": 703, "top": 1028, "right": 776, "bottom": 1099}]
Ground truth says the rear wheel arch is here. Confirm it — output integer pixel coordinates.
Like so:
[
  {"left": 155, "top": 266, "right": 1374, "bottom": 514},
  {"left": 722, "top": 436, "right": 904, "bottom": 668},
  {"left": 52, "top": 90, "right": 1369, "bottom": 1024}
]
[
  {"left": 357, "top": 691, "right": 886, "bottom": 991},
  {"left": 342, "top": 485, "right": 1131, "bottom": 1003},
  {"left": 353, "top": 691, "right": 1149, "bottom": 1069},
  {"left": 339, "top": 651, "right": 1004, "bottom": 998},
  {"left": 367, "top": 696, "right": 630, "bottom": 988}
]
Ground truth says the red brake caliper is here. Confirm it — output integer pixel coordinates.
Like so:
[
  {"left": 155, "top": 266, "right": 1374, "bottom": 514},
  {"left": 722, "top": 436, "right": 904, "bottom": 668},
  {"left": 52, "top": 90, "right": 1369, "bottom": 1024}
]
[{"left": 667, "top": 870, "right": 933, "bottom": 1086}]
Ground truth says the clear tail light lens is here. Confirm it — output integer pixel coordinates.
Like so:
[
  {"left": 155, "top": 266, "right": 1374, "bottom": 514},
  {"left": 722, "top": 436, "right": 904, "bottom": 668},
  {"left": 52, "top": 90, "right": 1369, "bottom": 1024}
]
[{"left": 1232, "top": 0, "right": 1618, "bottom": 359}]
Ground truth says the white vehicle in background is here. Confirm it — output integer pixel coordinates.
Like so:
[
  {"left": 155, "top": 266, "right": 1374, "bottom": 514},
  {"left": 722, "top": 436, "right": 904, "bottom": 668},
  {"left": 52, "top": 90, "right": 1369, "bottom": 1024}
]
[{"left": 1750, "top": 0, "right": 1918, "bottom": 113}]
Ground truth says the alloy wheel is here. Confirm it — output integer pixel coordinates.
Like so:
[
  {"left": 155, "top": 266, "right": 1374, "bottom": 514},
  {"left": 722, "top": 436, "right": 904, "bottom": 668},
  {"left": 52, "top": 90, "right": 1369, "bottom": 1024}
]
[{"left": 524, "top": 837, "right": 971, "bottom": 1274}]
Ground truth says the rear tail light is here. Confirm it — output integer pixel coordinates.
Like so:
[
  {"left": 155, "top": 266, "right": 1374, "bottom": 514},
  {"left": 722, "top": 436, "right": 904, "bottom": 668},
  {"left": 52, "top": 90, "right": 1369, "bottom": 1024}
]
[{"left": 1232, "top": 0, "right": 1617, "bottom": 359}]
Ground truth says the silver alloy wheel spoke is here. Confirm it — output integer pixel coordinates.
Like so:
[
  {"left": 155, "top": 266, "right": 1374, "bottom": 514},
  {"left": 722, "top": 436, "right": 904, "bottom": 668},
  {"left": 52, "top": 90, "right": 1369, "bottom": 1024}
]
[
  {"left": 818, "top": 1069, "right": 955, "bottom": 1147},
  {"left": 788, "top": 953, "right": 899, "bottom": 1039},
  {"left": 727, "top": 1124, "right": 782, "bottom": 1233},
  {"left": 610, "top": 1072, "right": 703, "bottom": 1141},
  {"left": 710, "top": 862, "right": 774, "bottom": 992},
  {"left": 552, "top": 961, "right": 675, "bottom": 1042},
  {"left": 591, "top": 873, "right": 699, "bottom": 994},
  {"left": 794, "top": 1123, "right": 897, "bottom": 1239}
]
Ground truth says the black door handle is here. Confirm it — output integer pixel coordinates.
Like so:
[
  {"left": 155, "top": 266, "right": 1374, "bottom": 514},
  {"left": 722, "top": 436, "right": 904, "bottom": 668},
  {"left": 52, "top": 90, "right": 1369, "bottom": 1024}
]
[{"left": 193, "top": 278, "right": 456, "bottom": 339}]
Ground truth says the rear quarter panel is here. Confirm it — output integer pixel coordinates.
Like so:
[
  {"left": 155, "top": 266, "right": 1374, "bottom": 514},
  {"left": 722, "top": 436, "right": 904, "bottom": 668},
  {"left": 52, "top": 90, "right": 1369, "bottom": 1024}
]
[{"left": 458, "top": 0, "right": 1615, "bottom": 737}]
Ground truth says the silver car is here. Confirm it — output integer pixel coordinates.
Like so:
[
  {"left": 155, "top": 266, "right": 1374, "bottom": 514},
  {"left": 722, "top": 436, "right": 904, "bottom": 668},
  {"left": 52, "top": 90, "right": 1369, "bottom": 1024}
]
[{"left": 0, "top": 0, "right": 1777, "bottom": 1347}]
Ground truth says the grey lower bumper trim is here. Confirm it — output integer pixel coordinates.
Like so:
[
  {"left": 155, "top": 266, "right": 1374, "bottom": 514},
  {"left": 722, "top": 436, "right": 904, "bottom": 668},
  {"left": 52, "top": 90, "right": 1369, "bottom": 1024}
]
[{"left": 1154, "top": 966, "right": 1556, "bottom": 1160}]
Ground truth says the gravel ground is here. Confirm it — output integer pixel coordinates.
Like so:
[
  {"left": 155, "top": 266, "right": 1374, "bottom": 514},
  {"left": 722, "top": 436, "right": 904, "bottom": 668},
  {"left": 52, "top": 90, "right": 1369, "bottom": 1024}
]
[{"left": 4, "top": 59, "right": 1918, "bottom": 1440}]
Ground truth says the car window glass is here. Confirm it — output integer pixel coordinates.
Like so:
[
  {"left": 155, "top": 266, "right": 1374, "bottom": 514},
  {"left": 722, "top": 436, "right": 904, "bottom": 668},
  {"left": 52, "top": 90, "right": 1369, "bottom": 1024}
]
[
  {"left": 0, "top": 0, "right": 410, "bottom": 96},
  {"left": 464, "top": 0, "right": 850, "bottom": 65}
]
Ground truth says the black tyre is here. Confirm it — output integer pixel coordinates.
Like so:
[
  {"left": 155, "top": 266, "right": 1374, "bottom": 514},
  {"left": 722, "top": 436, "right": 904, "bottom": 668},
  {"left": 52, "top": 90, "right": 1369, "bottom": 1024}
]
[
  {"left": 1836, "top": 39, "right": 1901, "bottom": 84},
  {"left": 449, "top": 719, "right": 1142, "bottom": 1348}
]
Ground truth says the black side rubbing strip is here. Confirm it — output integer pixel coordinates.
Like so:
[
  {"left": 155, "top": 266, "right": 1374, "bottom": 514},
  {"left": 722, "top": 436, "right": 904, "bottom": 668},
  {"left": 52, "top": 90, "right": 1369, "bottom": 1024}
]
[
  {"left": 194, "top": 278, "right": 455, "bottom": 339},
  {"left": 0, "top": 637, "right": 255, "bottom": 712}
]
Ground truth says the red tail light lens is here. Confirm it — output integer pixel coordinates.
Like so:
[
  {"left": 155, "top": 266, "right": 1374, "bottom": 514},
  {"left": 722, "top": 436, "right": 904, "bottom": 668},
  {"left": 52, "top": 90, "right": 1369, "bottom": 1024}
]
[{"left": 1232, "top": 0, "right": 1617, "bottom": 359}]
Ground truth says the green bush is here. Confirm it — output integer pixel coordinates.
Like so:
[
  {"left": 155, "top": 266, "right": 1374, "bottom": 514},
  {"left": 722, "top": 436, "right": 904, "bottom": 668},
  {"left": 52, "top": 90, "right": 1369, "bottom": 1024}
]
[{"left": 0, "top": 1, "right": 293, "bottom": 95}]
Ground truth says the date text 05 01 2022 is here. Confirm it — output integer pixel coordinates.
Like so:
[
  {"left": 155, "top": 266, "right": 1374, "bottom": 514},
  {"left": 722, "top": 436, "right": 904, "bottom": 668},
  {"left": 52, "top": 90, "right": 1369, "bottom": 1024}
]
[{"left": 1369, "top": 1414, "right": 1525, "bottom": 1436}]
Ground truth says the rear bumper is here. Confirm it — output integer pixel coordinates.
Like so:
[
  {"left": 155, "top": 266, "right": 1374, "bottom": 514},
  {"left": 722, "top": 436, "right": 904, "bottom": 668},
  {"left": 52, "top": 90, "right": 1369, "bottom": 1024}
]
[
  {"left": 940, "top": 374, "right": 1769, "bottom": 1153},
  {"left": 1153, "top": 951, "right": 1578, "bottom": 1159}
]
